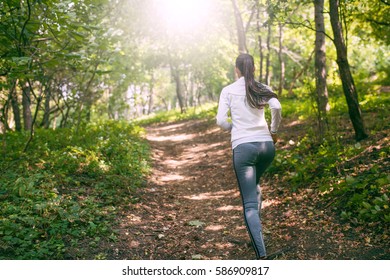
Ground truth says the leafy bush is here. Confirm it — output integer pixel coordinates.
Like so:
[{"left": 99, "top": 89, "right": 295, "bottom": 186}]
[
  {"left": 268, "top": 134, "right": 389, "bottom": 225},
  {"left": 0, "top": 121, "right": 150, "bottom": 259}
]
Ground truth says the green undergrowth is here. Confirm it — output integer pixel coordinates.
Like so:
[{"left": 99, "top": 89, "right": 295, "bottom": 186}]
[
  {"left": 269, "top": 136, "right": 389, "bottom": 225},
  {"left": 269, "top": 89, "right": 390, "bottom": 227},
  {"left": 0, "top": 121, "right": 150, "bottom": 259}
]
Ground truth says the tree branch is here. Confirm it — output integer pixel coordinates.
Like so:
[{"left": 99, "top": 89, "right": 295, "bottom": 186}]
[
  {"left": 23, "top": 78, "right": 43, "bottom": 152},
  {"left": 19, "top": 0, "right": 32, "bottom": 49},
  {"left": 268, "top": 45, "right": 303, "bottom": 66},
  {"left": 366, "top": 18, "right": 390, "bottom": 26},
  {"left": 245, "top": 4, "right": 256, "bottom": 33},
  {"left": 284, "top": 20, "right": 335, "bottom": 42}
]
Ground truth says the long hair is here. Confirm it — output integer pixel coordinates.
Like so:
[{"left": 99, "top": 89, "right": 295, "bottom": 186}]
[{"left": 235, "top": 54, "right": 278, "bottom": 109}]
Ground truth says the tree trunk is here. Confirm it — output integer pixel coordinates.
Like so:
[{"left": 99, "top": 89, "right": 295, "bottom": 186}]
[
  {"left": 85, "top": 100, "right": 92, "bottom": 122},
  {"left": 42, "top": 87, "right": 51, "bottom": 128},
  {"left": 314, "top": 0, "right": 330, "bottom": 138},
  {"left": 175, "top": 75, "right": 186, "bottom": 113},
  {"left": 256, "top": 4, "right": 264, "bottom": 81},
  {"left": 60, "top": 105, "right": 70, "bottom": 128},
  {"left": 148, "top": 88, "right": 154, "bottom": 115},
  {"left": 182, "top": 75, "right": 189, "bottom": 108},
  {"left": 329, "top": 0, "right": 368, "bottom": 141},
  {"left": 231, "top": 0, "right": 248, "bottom": 54},
  {"left": 22, "top": 82, "right": 32, "bottom": 131},
  {"left": 196, "top": 87, "right": 202, "bottom": 107},
  {"left": 10, "top": 80, "right": 22, "bottom": 131},
  {"left": 1, "top": 100, "right": 9, "bottom": 155},
  {"left": 265, "top": 22, "right": 272, "bottom": 85},
  {"left": 278, "top": 23, "right": 285, "bottom": 96},
  {"left": 265, "top": 0, "right": 273, "bottom": 85},
  {"left": 170, "top": 64, "right": 186, "bottom": 114},
  {"left": 23, "top": 89, "right": 43, "bottom": 152},
  {"left": 186, "top": 74, "right": 195, "bottom": 107},
  {"left": 190, "top": 76, "right": 195, "bottom": 107},
  {"left": 148, "top": 72, "right": 155, "bottom": 115}
]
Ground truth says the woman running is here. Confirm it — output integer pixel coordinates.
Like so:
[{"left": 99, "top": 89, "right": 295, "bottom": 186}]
[{"left": 216, "top": 53, "right": 282, "bottom": 259}]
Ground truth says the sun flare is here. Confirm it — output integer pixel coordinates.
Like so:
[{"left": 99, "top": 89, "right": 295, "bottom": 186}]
[{"left": 153, "top": 0, "right": 212, "bottom": 33}]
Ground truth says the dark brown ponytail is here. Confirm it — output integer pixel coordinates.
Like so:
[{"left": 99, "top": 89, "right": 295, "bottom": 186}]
[{"left": 235, "top": 54, "right": 278, "bottom": 109}]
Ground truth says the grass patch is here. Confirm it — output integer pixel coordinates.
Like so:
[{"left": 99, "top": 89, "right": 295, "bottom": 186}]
[{"left": 134, "top": 103, "right": 218, "bottom": 126}]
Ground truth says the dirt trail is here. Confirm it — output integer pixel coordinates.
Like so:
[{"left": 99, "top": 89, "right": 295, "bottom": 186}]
[{"left": 112, "top": 118, "right": 389, "bottom": 260}]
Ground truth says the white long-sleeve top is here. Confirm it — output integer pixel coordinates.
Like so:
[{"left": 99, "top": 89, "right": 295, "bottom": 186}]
[{"left": 216, "top": 77, "right": 282, "bottom": 149}]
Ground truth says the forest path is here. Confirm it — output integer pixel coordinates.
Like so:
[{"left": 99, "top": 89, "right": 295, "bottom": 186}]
[{"left": 113, "top": 118, "right": 388, "bottom": 260}]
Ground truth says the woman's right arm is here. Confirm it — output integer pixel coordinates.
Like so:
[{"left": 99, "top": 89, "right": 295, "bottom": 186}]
[
  {"left": 216, "top": 90, "right": 232, "bottom": 131},
  {"left": 268, "top": 97, "right": 282, "bottom": 135}
]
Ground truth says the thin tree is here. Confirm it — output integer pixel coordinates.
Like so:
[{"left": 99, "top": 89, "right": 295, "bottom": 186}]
[
  {"left": 10, "top": 79, "right": 22, "bottom": 131},
  {"left": 256, "top": 3, "right": 264, "bottom": 81},
  {"left": 329, "top": 0, "right": 368, "bottom": 141},
  {"left": 277, "top": 22, "right": 285, "bottom": 95},
  {"left": 314, "top": 0, "right": 329, "bottom": 138},
  {"left": 169, "top": 62, "right": 186, "bottom": 114},
  {"left": 265, "top": 0, "right": 273, "bottom": 85},
  {"left": 231, "top": 0, "right": 248, "bottom": 54},
  {"left": 22, "top": 82, "right": 33, "bottom": 131}
]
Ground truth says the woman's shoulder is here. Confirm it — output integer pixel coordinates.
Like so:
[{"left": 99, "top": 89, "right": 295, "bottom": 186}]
[{"left": 222, "top": 79, "right": 245, "bottom": 94}]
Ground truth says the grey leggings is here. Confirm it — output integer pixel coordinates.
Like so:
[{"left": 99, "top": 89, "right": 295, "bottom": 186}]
[{"left": 233, "top": 141, "right": 275, "bottom": 259}]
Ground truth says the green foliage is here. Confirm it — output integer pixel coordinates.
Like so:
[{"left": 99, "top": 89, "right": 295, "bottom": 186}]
[
  {"left": 0, "top": 121, "right": 150, "bottom": 259},
  {"left": 267, "top": 91, "right": 389, "bottom": 225},
  {"left": 338, "top": 175, "right": 390, "bottom": 223},
  {"left": 269, "top": 135, "right": 389, "bottom": 224},
  {"left": 353, "top": 0, "right": 390, "bottom": 45}
]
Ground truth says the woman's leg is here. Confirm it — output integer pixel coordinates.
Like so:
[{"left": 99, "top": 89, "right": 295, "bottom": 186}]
[
  {"left": 233, "top": 142, "right": 275, "bottom": 259},
  {"left": 255, "top": 141, "right": 275, "bottom": 213}
]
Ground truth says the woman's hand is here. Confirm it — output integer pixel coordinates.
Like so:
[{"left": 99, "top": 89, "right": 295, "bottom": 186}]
[{"left": 271, "top": 133, "right": 278, "bottom": 144}]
